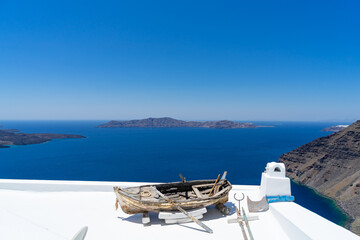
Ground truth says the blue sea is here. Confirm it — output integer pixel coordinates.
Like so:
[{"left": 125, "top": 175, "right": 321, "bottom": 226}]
[{"left": 0, "top": 121, "right": 349, "bottom": 226}]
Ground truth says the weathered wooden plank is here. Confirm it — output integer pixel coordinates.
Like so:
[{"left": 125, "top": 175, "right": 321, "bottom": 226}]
[
  {"left": 212, "top": 186, "right": 231, "bottom": 197},
  {"left": 192, "top": 186, "right": 205, "bottom": 199},
  {"left": 159, "top": 207, "right": 207, "bottom": 219},
  {"left": 152, "top": 187, "right": 213, "bottom": 234}
]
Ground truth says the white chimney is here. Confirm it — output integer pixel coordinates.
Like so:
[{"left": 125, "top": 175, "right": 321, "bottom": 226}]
[{"left": 259, "top": 162, "right": 291, "bottom": 197}]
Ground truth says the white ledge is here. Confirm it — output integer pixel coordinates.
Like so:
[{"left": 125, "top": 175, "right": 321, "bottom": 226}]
[{"left": 0, "top": 179, "right": 358, "bottom": 240}]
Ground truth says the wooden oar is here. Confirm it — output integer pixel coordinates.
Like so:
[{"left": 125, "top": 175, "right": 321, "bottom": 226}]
[
  {"left": 179, "top": 173, "right": 185, "bottom": 182},
  {"left": 208, "top": 174, "right": 221, "bottom": 196},
  {"left": 151, "top": 186, "right": 213, "bottom": 234},
  {"left": 221, "top": 171, "right": 228, "bottom": 180}
]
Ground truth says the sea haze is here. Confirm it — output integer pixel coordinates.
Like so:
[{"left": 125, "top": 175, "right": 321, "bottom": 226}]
[{"left": 0, "top": 120, "right": 349, "bottom": 226}]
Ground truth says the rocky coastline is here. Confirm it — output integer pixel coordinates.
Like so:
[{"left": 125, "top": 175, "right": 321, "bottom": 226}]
[
  {"left": 0, "top": 128, "right": 86, "bottom": 148},
  {"left": 279, "top": 120, "right": 360, "bottom": 235}
]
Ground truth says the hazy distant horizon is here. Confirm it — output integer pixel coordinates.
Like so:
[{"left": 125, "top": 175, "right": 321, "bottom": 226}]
[{"left": 0, "top": 117, "right": 357, "bottom": 123}]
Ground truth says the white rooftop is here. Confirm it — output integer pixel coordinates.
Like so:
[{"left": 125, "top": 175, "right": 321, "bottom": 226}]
[{"left": 0, "top": 178, "right": 359, "bottom": 240}]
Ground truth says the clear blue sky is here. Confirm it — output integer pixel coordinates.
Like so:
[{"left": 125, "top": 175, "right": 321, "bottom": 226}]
[{"left": 1, "top": 0, "right": 359, "bottom": 121}]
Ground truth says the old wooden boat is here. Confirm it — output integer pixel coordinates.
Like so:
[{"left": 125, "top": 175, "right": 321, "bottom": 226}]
[{"left": 114, "top": 178, "right": 232, "bottom": 214}]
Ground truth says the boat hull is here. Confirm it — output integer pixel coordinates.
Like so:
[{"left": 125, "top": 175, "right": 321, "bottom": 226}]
[{"left": 114, "top": 180, "right": 231, "bottom": 214}]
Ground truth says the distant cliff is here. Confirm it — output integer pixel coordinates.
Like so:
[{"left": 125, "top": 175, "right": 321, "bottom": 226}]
[
  {"left": 97, "top": 117, "right": 257, "bottom": 129},
  {"left": 279, "top": 120, "right": 360, "bottom": 235},
  {"left": 0, "top": 129, "right": 86, "bottom": 148}
]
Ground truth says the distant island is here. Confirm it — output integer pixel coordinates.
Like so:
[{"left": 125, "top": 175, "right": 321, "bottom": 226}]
[
  {"left": 0, "top": 128, "right": 86, "bottom": 148},
  {"left": 279, "top": 120, "right": 360, "bottom": 235},
  {"left": 323, "top": 124, "right": 350, "bottom": 132},
  {"left": 97, "top": 117, "right": 257, "bottom": 129}
]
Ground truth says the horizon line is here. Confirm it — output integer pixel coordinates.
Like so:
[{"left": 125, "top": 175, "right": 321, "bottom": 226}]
[{"left": 0, "top": 118, "right": 357, "bottom": 123}]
